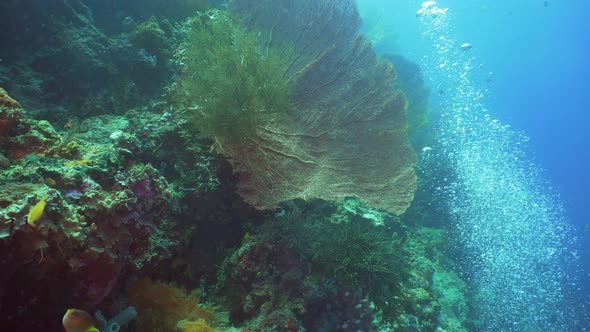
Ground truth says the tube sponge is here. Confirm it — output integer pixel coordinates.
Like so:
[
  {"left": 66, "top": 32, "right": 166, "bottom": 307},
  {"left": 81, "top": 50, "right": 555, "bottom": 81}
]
[{"left": 95, "top": 306, "right": 137, "bottom": 332}]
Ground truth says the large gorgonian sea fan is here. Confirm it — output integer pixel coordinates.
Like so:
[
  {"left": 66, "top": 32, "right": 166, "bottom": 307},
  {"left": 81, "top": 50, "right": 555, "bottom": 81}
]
[{"left": 184, "top": 0, "right": 417, "bottom": 214}]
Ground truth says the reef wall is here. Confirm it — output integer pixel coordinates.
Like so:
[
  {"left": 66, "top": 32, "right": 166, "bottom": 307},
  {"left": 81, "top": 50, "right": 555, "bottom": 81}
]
[{"left": 0, "top": 1, "right": 464, "bottom": 331}]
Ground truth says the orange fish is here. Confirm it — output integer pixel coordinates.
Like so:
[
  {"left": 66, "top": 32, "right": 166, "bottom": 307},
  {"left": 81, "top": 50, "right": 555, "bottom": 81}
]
[{"left": 62, "top": 309, "right": 100, "bottom": 332}]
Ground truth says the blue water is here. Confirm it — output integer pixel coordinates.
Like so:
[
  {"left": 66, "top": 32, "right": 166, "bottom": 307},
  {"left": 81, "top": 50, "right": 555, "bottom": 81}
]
[
  {"left": 450, "top": 1, "right": 590, "bottom": 231},
  {"left": 359, "top": 0, "right": 590, "bottom": 330}
]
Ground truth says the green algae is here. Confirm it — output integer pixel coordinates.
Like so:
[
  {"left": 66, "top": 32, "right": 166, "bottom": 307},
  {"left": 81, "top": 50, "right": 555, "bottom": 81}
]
[{"left": 178, "top": 10, "right": 294, "bottom": 144}]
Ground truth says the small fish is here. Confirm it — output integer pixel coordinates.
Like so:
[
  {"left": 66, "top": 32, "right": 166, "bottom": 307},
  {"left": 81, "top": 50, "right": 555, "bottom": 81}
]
[
  {"left": 44, "top": 177, "right": 57, "bottom": 187},
  {"left": 460, "top": 43, "right": 473, "bottom": 51},
  {"left": 27, "top": 196, "right": 48, "bottom": 228},
  {"left": 62, "top": 309, "right": 100, "bottom": 332}
]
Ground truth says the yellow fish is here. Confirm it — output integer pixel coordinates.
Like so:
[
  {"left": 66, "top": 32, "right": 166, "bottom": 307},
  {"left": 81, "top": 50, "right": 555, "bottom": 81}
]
[
  {"left": 27, "top": 196, "right": 48, "bottom": 228},
  {"left": 62, "top": 309, "right": 100, "bottom": 332}
]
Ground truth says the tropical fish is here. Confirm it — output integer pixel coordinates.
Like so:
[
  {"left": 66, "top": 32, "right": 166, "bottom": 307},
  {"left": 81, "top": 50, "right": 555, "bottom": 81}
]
[
  {"left": 44, "top": 177, "right": 57, "bottom": 187},
  {"left": 27, "top": 196, "right": 48, "bottom": 228},
  {"left": 62, "top": 309, "right": 100, "bottom": 332}
]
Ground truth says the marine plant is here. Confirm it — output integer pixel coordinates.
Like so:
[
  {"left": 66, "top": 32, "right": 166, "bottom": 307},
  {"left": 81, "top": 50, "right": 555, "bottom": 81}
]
[
  {"left": 178, "top": 0, "right": 417, "bottom": 215},
  {"left": 131, "top": 16, "right": 171, "bottom": 62},
  {"left": 260, "top": 202, "right": 404, "bottom": 322},
  {"left": 178, "top": 10, "right": 293, "bottom": 145}
]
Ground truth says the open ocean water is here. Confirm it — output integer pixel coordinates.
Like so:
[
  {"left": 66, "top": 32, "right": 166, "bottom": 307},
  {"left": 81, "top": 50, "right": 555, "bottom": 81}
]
[{"left": 359, "top": 0, "right": 590, "bottom": 330}]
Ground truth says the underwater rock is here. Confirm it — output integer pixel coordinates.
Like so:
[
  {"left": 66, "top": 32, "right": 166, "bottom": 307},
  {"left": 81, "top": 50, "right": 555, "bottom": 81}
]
[
  {"left": 218, "top": 233, "right": 380, "bottom": 331},
  {"left": 0, "top": 87, "right": 21, "bottom": 110},
  {"left": 0, "top": 87, "right": 60, "bottom": 159},
  {"left": 387, "top": 227, "right": 471, "bottom": 331},
  {"left": 0, "top": 1, "right": 179, "bottom": 119},
  {"left": 0, "top": 95, "right": 188, "bottom": 329},
  {"left": 0, "top": 87, "right": 21, "bottom": 136},
  {"left": 382, "top": 54, "right": 431, "bottom": 149}
]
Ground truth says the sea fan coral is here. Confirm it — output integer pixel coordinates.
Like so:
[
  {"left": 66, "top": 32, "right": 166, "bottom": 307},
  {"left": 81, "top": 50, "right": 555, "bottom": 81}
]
[{"left": 182, "top": 2, "right": 417, "bottom": 214}]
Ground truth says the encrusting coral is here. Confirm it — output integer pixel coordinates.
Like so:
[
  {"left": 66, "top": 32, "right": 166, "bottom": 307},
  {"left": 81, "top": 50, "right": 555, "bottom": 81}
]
[
  {"left": 0, "top": 90, "right": 181, "bottom": 329},
  {"left": 0, "top": 87, "right": 61, "bottom": 159}
]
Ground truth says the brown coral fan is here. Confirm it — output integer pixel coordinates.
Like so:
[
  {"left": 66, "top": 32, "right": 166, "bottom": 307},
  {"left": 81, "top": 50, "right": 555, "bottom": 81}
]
[{"left": 214, "top": 1, "right": 417, "bottom": 214}]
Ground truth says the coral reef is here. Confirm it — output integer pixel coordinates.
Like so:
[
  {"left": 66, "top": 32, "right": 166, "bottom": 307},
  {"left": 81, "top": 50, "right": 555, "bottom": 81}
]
[
  {"left": 213, "top": 200, "right": 447, "bottom": 330},
  {"left": 0, "top": 87, "right": 61, "bottom": 160},
  {"left": 128, "top": 278, "right": 220, "bottom": 331},
  {"left": 0, "top": 91, "right": 193, "bottom": 330},
  {"left": 0, "top": 1, "right": 469, "bottom": 331},
  {"left": 179, "top": 1, "right": 418, "bottom": 214},
  {"left": 390, "top": 227, "right": 470, "bottom": 331},
  {"left": 0, "top": 0, "right": 179, "bottom": 119},
  {"left": 258, "top": 201, "right": 404, "bottom": 322}
]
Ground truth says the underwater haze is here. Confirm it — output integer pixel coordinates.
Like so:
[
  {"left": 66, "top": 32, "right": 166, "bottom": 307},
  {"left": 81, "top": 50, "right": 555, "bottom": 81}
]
[
  {"left": 360, "top": 0, "right": 590, "bottom": 330},
  {"left": 0, "top": 0, "right": 588, "bottom": 331}
]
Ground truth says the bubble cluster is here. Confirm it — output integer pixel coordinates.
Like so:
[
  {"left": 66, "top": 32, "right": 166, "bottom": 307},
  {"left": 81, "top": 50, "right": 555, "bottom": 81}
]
[{"left": 417, "top": 2, "right": 586, "bottom": 331}]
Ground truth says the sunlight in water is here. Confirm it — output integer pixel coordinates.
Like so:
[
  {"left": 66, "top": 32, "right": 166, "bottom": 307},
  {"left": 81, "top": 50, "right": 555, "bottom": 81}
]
[{"left": 417, "top": 1, "right": 584, "bottom": 331}]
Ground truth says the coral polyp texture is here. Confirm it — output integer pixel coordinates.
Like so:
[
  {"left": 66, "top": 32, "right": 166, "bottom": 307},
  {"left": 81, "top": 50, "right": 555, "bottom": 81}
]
[{"left": 181, "top": 0, "right": 417, "bottom": 215}]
